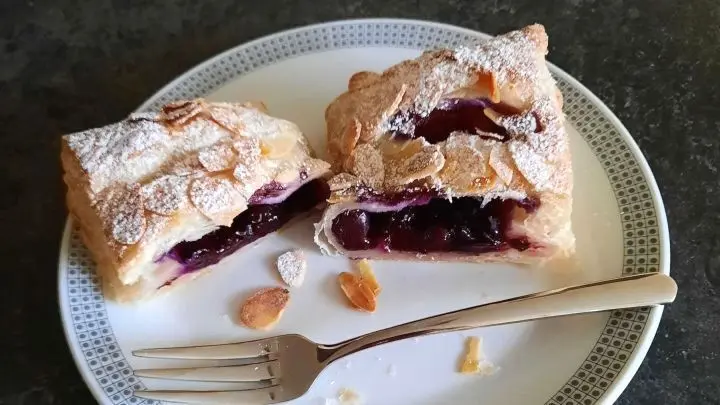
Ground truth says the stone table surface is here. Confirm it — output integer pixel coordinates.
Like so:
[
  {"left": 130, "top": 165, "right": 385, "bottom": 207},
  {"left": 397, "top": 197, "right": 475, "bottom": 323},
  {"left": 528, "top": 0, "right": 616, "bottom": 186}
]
[{"left": 1, "top": 0, "right": 718, "bottom": 404}]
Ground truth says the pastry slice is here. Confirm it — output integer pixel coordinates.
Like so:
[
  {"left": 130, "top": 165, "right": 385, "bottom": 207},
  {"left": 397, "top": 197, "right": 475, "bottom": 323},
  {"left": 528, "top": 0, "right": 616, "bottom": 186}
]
[
  {"left": 61, "top": 99, "right": 331, "bottom": 302},
  {"left": 315, "top": 24, "right": 574, "bottom": 263}
]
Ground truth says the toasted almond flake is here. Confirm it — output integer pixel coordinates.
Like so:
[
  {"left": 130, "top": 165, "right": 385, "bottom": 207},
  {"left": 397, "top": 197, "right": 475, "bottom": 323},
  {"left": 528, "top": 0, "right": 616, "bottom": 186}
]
[
  {"left": 260, "top": 134, "right": 297, "bottom": 159},
  {"left": 189, "top": 176, "right": 245, "bottom": 225},
  {"left": 350, "top": 143, "right": 384, "bottom": 189},
  {"left": 141, "top": 174, "right": 191, "bottom": 215},
  {"left": 379, "top": 136, "right": 425, "bottom": 160},
  {"left": 338, "top": 272, "right": 376, "bottom": 312},
  {"left": 328, "top": 173, "right": 360, "bottom": 191},
  {"left": 356, "top": 259, "right": 381, "bottom": 296},
  {"left": 385, "top": 144, "right": 445, "bottom": 187},
  {"left": 438, "top": 138, "right": 487, "bottom": 191},
  {"left": 198, "top": 143, "right": 237, "bottom": 172},
  {"left": 161, "top": 100, "right": 204, "bottom": 128},
  {"left": 239, "top": 287, "right": 290, "bottom": 330},
  {"left": 508, "top": 140, "right": 554, "bottom": 192},
  {"left": 233, "top": 136, "right": 262, "bottom": 158},
  {"left": 276, "top": 249, "right": 307, "bottom": 288},
  {"left": 489, "top": 144, "right": 514, "bottom": 185}
]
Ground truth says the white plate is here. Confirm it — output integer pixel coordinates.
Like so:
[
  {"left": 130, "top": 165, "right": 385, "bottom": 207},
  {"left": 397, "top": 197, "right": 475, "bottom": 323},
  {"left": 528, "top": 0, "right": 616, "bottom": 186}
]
[{"left": 58, "top": 19, "right": 670, "bottom": 405}]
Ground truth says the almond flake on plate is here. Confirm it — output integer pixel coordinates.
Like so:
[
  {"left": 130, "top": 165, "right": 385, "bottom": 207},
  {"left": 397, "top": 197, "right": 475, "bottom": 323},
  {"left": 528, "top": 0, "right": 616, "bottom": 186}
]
[
  {"left": 355, "top": 259, "right": 381, "bottom": 296},
  {"left": 238, "top": 287, "right": 290, "bottom": 330},
  {"left": 338, "top": 272, "right": 376, "bottom": 312},
  {"left": 276, "top": 249, "right": 307, "bottom": 287}
]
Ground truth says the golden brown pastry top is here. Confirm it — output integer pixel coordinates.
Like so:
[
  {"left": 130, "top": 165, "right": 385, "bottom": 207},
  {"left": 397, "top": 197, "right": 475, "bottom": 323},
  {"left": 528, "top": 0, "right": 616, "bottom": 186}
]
[
  {"left": 324, "top": 24, "right": 572, "bottom": 204},
  {"left": 61, "top": 99, "right": 330, "bottom": 274}
]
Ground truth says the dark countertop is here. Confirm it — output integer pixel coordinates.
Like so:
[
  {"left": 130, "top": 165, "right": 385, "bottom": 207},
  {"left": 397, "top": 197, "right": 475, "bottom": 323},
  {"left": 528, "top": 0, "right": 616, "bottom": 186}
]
[{"left": 1, "top": 0, "right": 718, "bottom": 404}]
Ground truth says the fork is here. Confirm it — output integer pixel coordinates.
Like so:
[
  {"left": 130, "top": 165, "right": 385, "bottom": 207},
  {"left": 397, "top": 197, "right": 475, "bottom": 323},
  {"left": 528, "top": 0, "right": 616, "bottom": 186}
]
[{"left": 132, "top": 272, "right": 677, "bottom": 404}]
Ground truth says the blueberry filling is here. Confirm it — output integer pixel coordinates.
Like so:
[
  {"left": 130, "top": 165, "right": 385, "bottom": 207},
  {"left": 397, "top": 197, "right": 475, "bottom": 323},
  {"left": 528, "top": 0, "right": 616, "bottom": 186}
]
[
  {"left": 391, "top": 98, "right": 538, "bottom": 144},
  {"left": 165, "top": 178, "right": 329, "bottom": 274},
  {"left": 331, "top": 195, "right": 537, "bottom": 254}
]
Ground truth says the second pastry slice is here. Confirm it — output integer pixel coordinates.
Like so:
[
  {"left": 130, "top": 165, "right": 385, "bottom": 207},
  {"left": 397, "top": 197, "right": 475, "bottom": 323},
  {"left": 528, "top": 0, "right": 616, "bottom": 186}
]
[{"left": 315, "top": 24, "right": 575, "bottom": 264}]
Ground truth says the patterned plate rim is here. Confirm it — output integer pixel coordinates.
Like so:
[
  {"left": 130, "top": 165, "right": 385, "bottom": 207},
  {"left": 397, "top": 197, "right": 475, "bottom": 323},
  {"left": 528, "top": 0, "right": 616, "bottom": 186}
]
[{"left": 57, "top": 18, "right": 671, "bottom": 405}]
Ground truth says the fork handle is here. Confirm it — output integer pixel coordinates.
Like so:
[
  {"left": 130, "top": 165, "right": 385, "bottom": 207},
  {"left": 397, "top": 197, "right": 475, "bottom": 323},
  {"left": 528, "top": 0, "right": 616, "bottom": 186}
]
[{"left": 321, "top": 272, "right": 677, "bottom": 364}]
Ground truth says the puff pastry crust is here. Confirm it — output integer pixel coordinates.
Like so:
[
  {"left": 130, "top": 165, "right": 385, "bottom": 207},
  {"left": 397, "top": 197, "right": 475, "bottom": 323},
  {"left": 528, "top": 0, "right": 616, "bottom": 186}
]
[
  {"left": 315, "top": 24, "right": 575, "bottom": 263},
  {"left": 62, "top": 99, "right": 330, "bottom": 301}
]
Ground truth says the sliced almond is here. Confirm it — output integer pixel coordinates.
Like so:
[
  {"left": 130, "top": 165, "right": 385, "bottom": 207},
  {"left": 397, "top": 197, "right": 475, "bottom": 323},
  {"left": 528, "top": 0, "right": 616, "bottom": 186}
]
[
  {"left": 276, "top": 249, "right": 307, "bottom": 288},
  {"left": 508, "top": 140, "right": 555, "bottom": 192},
  {"left": 349, "top": 143, "right": 384, "bottom": 189},
  {"left": 328, "top": 173, "right": 360, "bottom": 191},
  {"left": 488, "top": 144, "right": 514, "bottom": 185},
  {"left": 356, "top": 259, "right": 381, "bottom": 296},
  {"left": 141, "top": 174, "right": 190, "bottom": 216},
  {"left": 385, "top": 144, "right": 445, "bottom": 187},
  {"left": 338, "top": 272, "right": 376, "bottom": 312},
  {"left": 189, "top": 176, "right": 246, "bottom": 226},
  {"left": 260, "top": 134, "right": 297, "bottom": 159},
  {"left": 438, "top": 137, "right": 487, "bottom": 192},
  {"left": 161, "top": 100, "right": 204, "bottom": 128},
  {"left": 239, "top": 287, "right": 290, "bottom": 330},
  {"left": 378, "top": 136, "right": 425, "bottom": 161},
  {"left": 198, "top": 143, "right": 237, "bottom": 172}
]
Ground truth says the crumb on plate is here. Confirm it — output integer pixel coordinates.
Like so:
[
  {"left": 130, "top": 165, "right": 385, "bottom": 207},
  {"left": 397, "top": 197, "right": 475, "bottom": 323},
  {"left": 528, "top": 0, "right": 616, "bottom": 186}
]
[
  {"left": 459, "top": 336, "right": 499, "bottom": 376},
  {"left": 338, "top": 388, "right": 362, "bottom": 405}
]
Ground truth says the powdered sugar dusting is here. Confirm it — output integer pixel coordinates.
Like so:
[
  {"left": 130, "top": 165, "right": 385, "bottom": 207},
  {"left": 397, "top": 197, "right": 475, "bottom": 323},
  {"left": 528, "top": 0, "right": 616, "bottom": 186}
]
[
  {"left": 328, "top": 173, "right": 360, "bottom": 191},
  {"left": 141, "top": 175, "right": 190, "bottom": 215},
  {"left": 108, "top": 184, "right": 146, "bottom": 244},
  {"left": 508, "top": 140, "right": 555, "bottom": 192},
  {"left": 189, "top": 176, "right": 243, "bottom": 223},
  {"left": 276, "top": 249, "right": 307, "bottom": 287},
  {"left": 385, "top": 144, "right": 445, "bottom": 187},
  {"left": 454, "top": 29, "right": 539, "bottom": 91},
  {"left": 65, "top": 119, "right": 171, "bottom": 193},
  {"left": 198, "top": 142, "right": 237, "bottom": 172},
  {"left": 350, "top": 144, "right": 384, "bottom": 189},
  {"left": 497, "top": 111, "right": 537, "bottom": 135},
  {"left": 488, "top": 144, "right": 514, "bottom": 185}
]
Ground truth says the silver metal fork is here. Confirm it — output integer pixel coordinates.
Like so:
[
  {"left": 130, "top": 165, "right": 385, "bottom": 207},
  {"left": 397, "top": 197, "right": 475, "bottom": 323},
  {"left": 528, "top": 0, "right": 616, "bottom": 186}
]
[{"left": 133, "top": 272, "right": 677, "bottom": 404}]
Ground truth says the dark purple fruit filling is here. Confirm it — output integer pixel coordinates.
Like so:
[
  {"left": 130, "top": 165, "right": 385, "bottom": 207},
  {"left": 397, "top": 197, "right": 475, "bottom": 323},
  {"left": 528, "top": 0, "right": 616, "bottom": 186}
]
[
  {"left": 391, "top": 98, "right": 538, "bottom": 144},
  {"left": 331, "top": 196, "right": 536, "bottom": 254},
  {"left": 166, "top": 179, "right": 329, "bottom": 273}
]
